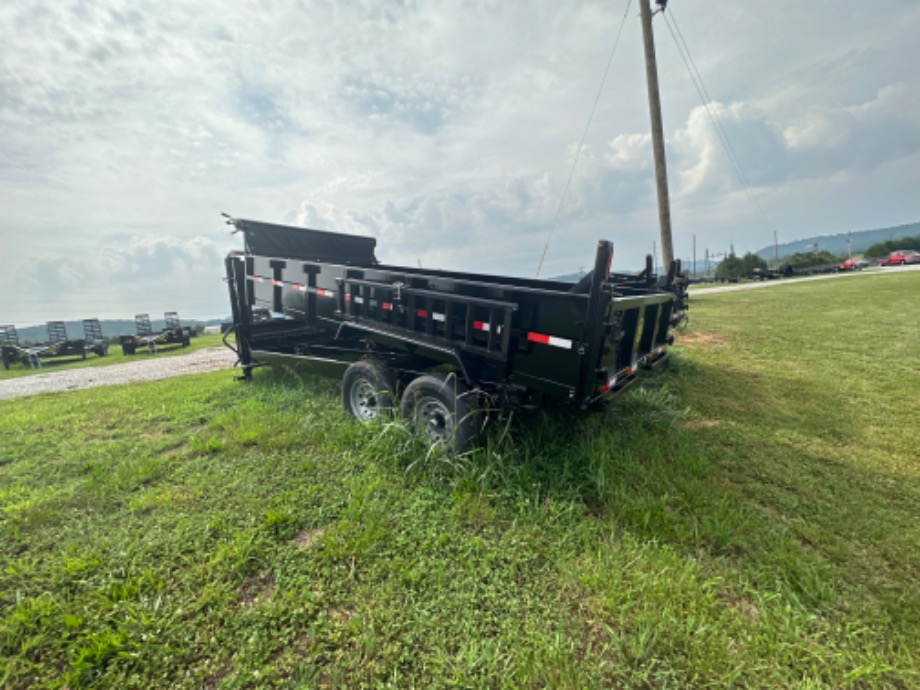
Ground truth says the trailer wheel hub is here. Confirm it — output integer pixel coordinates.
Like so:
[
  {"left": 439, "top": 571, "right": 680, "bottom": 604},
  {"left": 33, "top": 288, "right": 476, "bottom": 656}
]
[
  {"left": 416, "top": 397, "right": 452, "bottom": 444},
  {"left": 350, "top": 379, "right": 381, "bottom": 421}
]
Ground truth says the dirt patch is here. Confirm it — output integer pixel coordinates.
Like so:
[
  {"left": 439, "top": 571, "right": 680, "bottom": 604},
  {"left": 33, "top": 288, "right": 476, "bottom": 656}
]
[
  {"left": 682, "top": 417, "right": 721, "bottom": 430},
  {"left": 158, "top": 440, "right": 188, "bottom": 457},
  {"left": 292, "top": 527, "right": 325, "bottom": 551},
  {"left": 752, "top": 501, "right": 781, "bottom": 518},
  {"left": 720, "top": 592, "right": 761, "bottom": 626},
  {"left": 328, "top": 605, "right": 354, "bottom": 625},
  {"left": 239, "top": 573, "right": 275, "bottom": 610},
  {"left": 677, "top": 332, "right": 727, "bottom": 348}
]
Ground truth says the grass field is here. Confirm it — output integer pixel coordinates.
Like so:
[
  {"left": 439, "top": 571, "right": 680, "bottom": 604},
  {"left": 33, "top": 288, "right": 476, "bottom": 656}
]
[
  {"left": 0, "top": 334, "right": 227, "bottom": 380},
  {"left": 1, "top": 273, "right": 918, "bottom": 688}
]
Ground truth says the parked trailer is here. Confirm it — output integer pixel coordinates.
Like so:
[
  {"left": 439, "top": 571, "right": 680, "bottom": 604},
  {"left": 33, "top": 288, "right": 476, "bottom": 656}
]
[
  {"left": 120, "top": 312, "right": 191, "bottom": 355},
  {"left": 0, "top": 321, "right": 88, "bottom": 369},
  {"left": 224, "top": 218, "right": 688, "bottom": 451},
  {"left": 1, "top": 324, "right": 20, "bottom": 370},
  {"left": 82, "top": 318, "right": 110, "bottom": 357}
]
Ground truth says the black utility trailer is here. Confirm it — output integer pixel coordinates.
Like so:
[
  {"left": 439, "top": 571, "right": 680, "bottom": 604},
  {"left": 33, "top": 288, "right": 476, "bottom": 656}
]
[
  {"left": 0, "top": 321, "right": 89, "bottom": 370},
  {"left": 82, "top": 318, "right": 110, "bottom": 357},
  {"left": 224, "top": 218, "right": 687, "bottom": 451},
  {"left": 1, "top": 324, "right": 21, "bottom": 370},
  {"left": 120, "top": 312, "right": 191, "bottom": 355}
]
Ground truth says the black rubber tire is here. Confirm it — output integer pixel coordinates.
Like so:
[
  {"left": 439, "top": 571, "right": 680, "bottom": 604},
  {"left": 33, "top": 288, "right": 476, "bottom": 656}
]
[
  {"left": 399, "top": 374, "right": 481, "bottom": 454},
  {"left": 122, "top": 343, "right": 136, "bottom": 356},
  {"left": 341, "top": 360, "right": 398, "bottom": 423}
]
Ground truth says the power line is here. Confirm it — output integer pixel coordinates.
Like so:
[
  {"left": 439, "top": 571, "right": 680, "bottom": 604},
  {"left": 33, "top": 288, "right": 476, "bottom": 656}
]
[
  {"left": 535, "top": 0, "right": 634, "bottom": 278},
  {"left": 662, "top": 7, "right": 771, "bottom": 231}
]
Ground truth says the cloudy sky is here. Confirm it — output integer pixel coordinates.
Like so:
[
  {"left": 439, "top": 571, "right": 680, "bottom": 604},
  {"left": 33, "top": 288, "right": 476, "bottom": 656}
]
[{"left": 2, "top": 0, "right": 918, "bottom": 324}]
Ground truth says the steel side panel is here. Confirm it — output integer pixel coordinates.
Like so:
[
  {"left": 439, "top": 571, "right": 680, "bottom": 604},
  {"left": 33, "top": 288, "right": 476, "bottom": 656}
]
[
  {"left": 256, "top": 257, "right": 591, "bottom": 390},
  {"left": 242, "top": 253, "right": 680, "bottom": 399}
]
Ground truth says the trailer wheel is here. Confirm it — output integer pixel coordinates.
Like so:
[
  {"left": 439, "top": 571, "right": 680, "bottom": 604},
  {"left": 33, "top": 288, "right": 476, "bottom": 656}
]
[
  {"left": 122, "top": 343, "right": 136, "bottom": 356},
  {"left": 341, "top": 360, "right": 398, "bottom": 423},
  {"left": 400, "top": 374, "right": 481, "bottom": 454}
]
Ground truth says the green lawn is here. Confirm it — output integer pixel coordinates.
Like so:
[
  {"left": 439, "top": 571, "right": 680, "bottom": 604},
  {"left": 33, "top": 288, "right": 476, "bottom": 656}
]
[
  {"left": 0, "top": 333, "right": 227, "bottom": 380},
  {"left": 1, "top": 273, "right": 917, "bottom": 688}
]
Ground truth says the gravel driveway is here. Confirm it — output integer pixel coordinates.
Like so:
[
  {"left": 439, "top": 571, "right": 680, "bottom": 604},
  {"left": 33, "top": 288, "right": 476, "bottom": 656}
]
[{"left": 0, "top": 347, "right": 238, "bottom": 401}]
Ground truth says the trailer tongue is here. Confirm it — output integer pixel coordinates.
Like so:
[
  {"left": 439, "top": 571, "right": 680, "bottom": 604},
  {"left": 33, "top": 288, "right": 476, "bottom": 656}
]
[{"left": 224, "top": 217, "right": 686, "bottom": 451}]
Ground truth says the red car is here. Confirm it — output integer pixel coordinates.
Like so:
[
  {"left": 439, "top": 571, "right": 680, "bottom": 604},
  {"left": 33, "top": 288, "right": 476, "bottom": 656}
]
[
  {"left": 877, "top": 250, "right": 920, "bottom": 266},
  {"left": 835, "top": 258, "right": 870, "bottom": 271}
]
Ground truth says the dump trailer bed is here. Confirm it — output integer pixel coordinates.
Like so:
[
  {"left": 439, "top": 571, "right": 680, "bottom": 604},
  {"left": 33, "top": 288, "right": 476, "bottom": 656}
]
[{"left": 224, "top": 218, "right": 687, "bottom": 450}]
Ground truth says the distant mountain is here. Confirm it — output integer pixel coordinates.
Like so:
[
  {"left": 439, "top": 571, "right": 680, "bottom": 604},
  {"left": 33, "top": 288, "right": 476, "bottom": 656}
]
[
  {"left": 755, "top": 221, "right": 920, "bottom": 261},
  {"left": 550, "top": 272, "right": 583, "bottom": 283},
  {"left": 7, "top": 318, "right": 223, "bottom": 345}
]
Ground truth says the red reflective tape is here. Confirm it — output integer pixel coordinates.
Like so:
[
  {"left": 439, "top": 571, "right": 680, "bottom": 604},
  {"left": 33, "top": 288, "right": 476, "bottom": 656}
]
[
  {"left": 316, "top": 289, "right": 334, "bottom": 297},
  {"left": 473, "top": 320, "right": 486, "bottom": 331},
  {"left": 416, "top": 309, "right": 428, "bottom": 318},
  {"left": 528, "top": 332, "right": 573, "bottom": 349},
  {"left": 345, "top": 294, "right": 352, "bottom": 302},
  {"left": 382, "top": 302, "right": 393, "bottom": 311},
  {"left": 291, "top": 283, "right": 302, "bottom": 291},
  {"left": 272, "top": 279, "right": 282, "bottom": 287},
  {"left": 252, "top": 276, "right": 263, "bottom": 283}
]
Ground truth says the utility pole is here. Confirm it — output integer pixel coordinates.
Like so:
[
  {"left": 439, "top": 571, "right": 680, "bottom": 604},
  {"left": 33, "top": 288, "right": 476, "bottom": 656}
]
[
  {"left": 652, "top": 240, "right": 658, "bottom": 272},
  {"left": 773, "top": 229, "right": 779, "bottom": 267},
  {"left": 692, "top": 234, "right": 697, "bottom": 277},
  {"left": 639, "top": 0, "right": 674, "bottom": 269}
]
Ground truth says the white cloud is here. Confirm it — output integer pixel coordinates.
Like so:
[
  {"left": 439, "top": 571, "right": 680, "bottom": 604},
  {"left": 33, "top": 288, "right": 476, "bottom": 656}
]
[{"left": 2, "top": 0, "right": 920, "bottom": 322}]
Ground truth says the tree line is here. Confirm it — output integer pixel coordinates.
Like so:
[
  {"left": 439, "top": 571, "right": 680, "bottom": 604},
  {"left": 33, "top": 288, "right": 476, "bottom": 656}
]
[
  {"left": 863, "top": 234, "right": 920, "bottom": 258},
  {"left": 714, "top": 234, "right": 920, "bottom": 279}
]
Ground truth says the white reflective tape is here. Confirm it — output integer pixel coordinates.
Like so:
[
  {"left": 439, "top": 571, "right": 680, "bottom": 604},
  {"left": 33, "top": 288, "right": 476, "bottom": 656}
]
[
  {"left": 432, "top": 312, "right": 445, "bottom": 322},
  {"left": 547, "top": 336, "right": 572, "bottom": 349}
]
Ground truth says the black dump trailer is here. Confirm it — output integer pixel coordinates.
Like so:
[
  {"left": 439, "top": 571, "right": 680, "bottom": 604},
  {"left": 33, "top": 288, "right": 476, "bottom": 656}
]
[
  {"left": 224, "top": 217, "right": 687, "bottom": 451},
  {"left": 120, "top": 312, "right": 192, "bottom": 355},
  {"left": 0, "top": 321, "right": 89, "bottom": 369}
]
